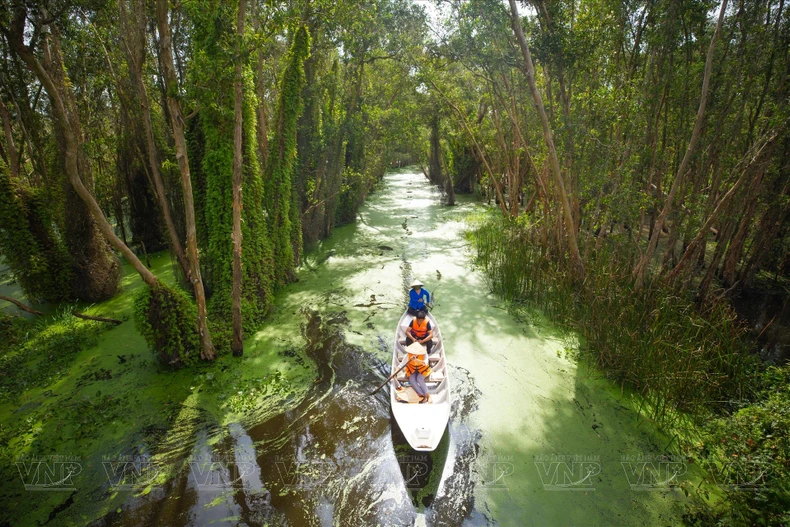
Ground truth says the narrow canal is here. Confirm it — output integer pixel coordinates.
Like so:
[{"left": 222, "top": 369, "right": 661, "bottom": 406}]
[{"left": 93, "top": 167, "right": 692, "bottom": 526}]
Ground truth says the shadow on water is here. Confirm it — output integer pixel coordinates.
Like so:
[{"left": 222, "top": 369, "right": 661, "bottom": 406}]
[
  {"left": 391, "top": 415, "right": 450, "bottom": 510},
  {"left": 92, "top": 303, "right": 484, "bottom": 526},
  {"left": 236, "top": 308, "right": 483, "bottom": 525}
]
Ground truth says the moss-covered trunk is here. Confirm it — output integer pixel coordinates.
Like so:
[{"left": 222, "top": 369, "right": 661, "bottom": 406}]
[
  {"left": 187, "top": 1, "right": 274, "bottom": 335},
  {"left": 265, "top": 25, "right": 311, "bottom": 286}
]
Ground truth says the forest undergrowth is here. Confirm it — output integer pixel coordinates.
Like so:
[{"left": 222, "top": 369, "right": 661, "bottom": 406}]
[{"left": 468, "top": 212, "right": 790, "bottom": 526}]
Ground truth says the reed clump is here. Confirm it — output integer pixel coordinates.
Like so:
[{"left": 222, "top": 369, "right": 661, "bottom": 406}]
[{"left": 468, "top": 213, "right": 758, "bottom": 425}]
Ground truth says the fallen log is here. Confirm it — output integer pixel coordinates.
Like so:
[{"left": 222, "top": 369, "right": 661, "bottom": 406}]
[
  {"left": 0, "top": 295, "right": 44, "bottom": 315},
  {"left": 71, "top": 310, "right": 122, "bottom": 325}
]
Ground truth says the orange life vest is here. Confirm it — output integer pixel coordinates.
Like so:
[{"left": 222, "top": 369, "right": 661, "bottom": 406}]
[
  {"left": 410, "top": 318, "right": 430, "bottom": 339},
  {"left": 405, "top": 353, "right": 432, "bottom": 376}
]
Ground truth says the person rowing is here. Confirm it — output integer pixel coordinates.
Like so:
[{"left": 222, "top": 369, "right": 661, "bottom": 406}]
[
  {"left": 396, "top": 341, "right": 432, "bottom": 404},
  {"left": 407, "top": 279, "right": 431, "bottom": 316}
]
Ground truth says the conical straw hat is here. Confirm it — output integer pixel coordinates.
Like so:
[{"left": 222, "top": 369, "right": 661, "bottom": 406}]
[{"left": 405, "top": 341, "right": 427, "bottom": 355}]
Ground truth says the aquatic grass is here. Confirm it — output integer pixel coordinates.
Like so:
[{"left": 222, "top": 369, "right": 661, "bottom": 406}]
[{"left": 468, "top": 214, "right": 758, "bottom": 427}]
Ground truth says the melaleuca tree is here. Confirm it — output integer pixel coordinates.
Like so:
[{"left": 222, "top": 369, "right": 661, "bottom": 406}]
[
  {"left": 156, "top": 0, "right": 216, "bottom": 360},
  {"left": 265, "top": 23, "right": 310, "bottom": 286},
  {"left": 3, "top": 3, "right": 205, "bottom": 366},
  {"left": 2, "top": 8, "right": 122, "bottom": 302},
  {"left": 293, "top": 0, "right": 427, "bottom": 239},
  {"left": 187, "top": 0, "right": 274, "bottom": 332},
  {"left": 118, "top": 0, "right": 191, "bottom": 278},
  {"left": 294, "top": 32, "right": 330, "bottom": 246}
]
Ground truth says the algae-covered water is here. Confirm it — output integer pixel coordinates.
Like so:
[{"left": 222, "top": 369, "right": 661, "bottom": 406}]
[{"left": 1, "top": 168, "right": 696, "bottom": 526}]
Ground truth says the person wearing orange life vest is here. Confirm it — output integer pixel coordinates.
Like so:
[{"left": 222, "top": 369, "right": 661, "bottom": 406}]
[
  {"left": 406, "top": 310, "right": 434, "bottom": 355},
  {"left": 397, "top": 341, "right": 432, "bottom": 403}
]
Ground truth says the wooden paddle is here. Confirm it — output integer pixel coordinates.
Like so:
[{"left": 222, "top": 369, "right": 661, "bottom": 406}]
[{"left": 369, "top": 359, "right": 410, "bottom": 396}]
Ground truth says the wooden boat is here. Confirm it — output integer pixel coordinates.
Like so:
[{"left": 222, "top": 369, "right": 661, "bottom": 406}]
[{"left": 390, "top": 310, "right": 451, "bottom": 451}]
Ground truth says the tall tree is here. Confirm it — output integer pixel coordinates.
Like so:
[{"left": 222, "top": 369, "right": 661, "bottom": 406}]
[
  {"left": 265, "top": 24, "right": 310, "bottom": 286},
  {"left": 187, "top": 0, "right": 273, "bottom": 336},
  {"left": 156, "top": 0, "right": 216, "bottom": 360},
  {"left": 1, "top": 7, "right": 203, "bottom": 367},
  {"left": 508, "top": 0, "right": 584, "bottom": 280},
  {"left": 4, "top": 6, "right": 121, "bottom": 302},
  {"left": 231, "top": 0, "right": 247, "bottom": 356},
  {"left": 119, "top": 0, "right": 190, "bottom": 280},
  {"left": 632, "top": 0, "right": 729, "bottom": 290}
]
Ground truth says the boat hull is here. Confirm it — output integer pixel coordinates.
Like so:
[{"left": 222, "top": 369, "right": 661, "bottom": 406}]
[{"left": 390, "top": 310, "right": 451, "bottom": 451}]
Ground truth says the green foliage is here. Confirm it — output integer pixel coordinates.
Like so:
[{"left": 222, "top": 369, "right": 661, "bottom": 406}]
[
  {"left": 240, "top": 75, "right": 275, "bottom": 322},
  {"left": 0, "top": 162, "right": 73, "bottom": 303},
  {"left": 294, "top": 44, "right": 329, "bottom": 246},
  {"left": 0, "top": 310, "right": 103, "bottom": 401},
  {"left": 468, "top": 214, "right": 790, "bottom": 525},
  {"left": 133, "top": 283, "right": 199, "bottom": 368},
  {"left": 266, "top": 24, "right": 311, "bottom": 286},
  {"left": 687, "top": 365, "right": 790, "bottom": 526},
  {"left": 187, "top": 1, "right": 274, "bottom": 331},
  {"left": 469, "top": 214, "right": 758, "bottom": 424},
  {"left": 335, "top": 167, "right": 371, "bottom": 226},
  {"left": 186, "top": 117, "right": 210, "bottom": 254}
]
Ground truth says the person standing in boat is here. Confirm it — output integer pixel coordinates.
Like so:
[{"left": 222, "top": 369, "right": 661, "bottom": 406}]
[
  {"left": 398, "top": 342, "right": 432, "bottom": 404},
  {"left": 407, "top": 280, "right": 431, "bottom": 315},
  {"left": 406, "top": 310, "right": 434, "bottom": 355}
]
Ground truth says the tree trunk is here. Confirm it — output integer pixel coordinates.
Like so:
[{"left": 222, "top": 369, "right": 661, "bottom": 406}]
[
  {"left": 120, "top": 0, "right": 191, "bottom": 280},
  {"left": 670, "top": 131, "right": 778, "bottom": 284},
  {"left": 0, "top": 98, "right": 20, "bottom": 179},
  {"left": 256, "top": 50, "right": 270, "bottom": 170},
  {"left": 429, "top": 114, "right": 443, "bottom": 186},
  {"left": 6, "top": 14, "right": 156, "bottom": 290},
  {"left": 633, "top": 0, "right": 729, "bottom": 290},
  {"left": 6, "top": 12, "right": 122, "bottom": 304},
  {"left": 509, "top": 0, "right": 584, "bottom": 280},
  {"left": 231, "top": 0, "right": 246, "bottom": 357},
  {"left": 156, "top": 0, "right": 216, "bottom": 360}
]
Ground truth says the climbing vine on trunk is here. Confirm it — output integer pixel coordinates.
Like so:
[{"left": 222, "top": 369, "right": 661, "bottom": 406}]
[
  {"left": 265, "top": 24, "right": 311, "bottom": 287},
  {"left": 188, "top": 1, "right": 273, "bottom": 332},
  {"left": 0, "top": 161, "right": 72, "bottom": 303}
]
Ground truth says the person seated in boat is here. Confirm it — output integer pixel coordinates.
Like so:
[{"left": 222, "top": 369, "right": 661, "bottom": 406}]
[
  {"left": 407, "top": 280, "right": 431, "bottom": 315},
  {"left": 406, "top": 310, "right": 434, "bottom": 355},
  {"left": 398, "top": 341, "right": 432, "bottom": 404}
]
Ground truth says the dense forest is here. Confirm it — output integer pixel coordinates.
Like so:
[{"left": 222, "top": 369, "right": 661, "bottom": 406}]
[
  {"left": 1, "top": 0, "right": 789, "bottom": 525},
  {"left": 0, "top": 0, "right": 426, "bottom": 361}
]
